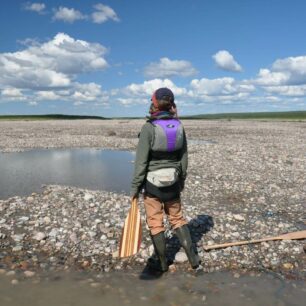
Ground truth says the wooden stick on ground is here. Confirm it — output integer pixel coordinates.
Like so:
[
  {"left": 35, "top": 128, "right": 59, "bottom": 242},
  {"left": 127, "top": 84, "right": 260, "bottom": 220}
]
[{"left": 203, "top": 230, "right": 306, "bottom": 251}]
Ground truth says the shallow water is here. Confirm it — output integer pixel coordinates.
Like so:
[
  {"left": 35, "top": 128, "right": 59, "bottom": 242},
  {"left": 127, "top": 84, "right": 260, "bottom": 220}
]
[
  {"left": 0, "top": 149, "right": 135, "bottom": 199},
  {"left": 0, "top": 271, "right": 305, "bottom": 306}
]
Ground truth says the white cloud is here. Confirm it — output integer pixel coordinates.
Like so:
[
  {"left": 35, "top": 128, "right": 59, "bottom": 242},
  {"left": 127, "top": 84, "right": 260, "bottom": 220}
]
[
  {"left": 213, "top": 50, "right": 242, "bottom": 72},
  {"left": 24, "top": 2, "right": 46, "bottom": 13},
  {"left": 1, "top": 88, "right": 23, "bottom": 98},
  {"left": 144, "top": 57, "right": 197, "bottom": 78},
  {"left": 53, "top": 7, "right": 87, "bottom": 23},
  {"left": 263, "top": 85, "right": 306, "bottom": 96},
  {"left": 190, "top": 77, "right": 254, "bottom": 96},
  {"left": 123, "top": 79, "right": 187, "bottom": 97},
  {"left": 0, "top": 33, "right": 108, "bottom": 91},
  {"left": 254, "top": 55, "right": 306, "bottom": 87},
  {"left": 91, "top": 3, "right": 120, "bottom": 24}
]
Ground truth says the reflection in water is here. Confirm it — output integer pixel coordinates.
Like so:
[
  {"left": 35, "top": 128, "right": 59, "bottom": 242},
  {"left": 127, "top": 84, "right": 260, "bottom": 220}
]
[{"left": 0, "top": 149, "right": 135, "bottom": 199}]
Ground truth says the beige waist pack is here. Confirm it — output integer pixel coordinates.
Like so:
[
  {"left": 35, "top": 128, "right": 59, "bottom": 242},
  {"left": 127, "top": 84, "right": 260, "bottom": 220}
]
[{"left": 146, "top": 168, "right": 178, "bottom": 187}]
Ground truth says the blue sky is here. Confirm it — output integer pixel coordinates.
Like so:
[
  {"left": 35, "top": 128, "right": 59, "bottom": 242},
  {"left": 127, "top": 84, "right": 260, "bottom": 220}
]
[{"left": 1, "top": 0, "right": 306, "bottom": 117}]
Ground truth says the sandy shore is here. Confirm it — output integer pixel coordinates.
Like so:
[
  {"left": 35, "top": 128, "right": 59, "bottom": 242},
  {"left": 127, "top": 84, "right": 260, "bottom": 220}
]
[{"left": 0, "top": 119, "right": 305, "bottom": 279}]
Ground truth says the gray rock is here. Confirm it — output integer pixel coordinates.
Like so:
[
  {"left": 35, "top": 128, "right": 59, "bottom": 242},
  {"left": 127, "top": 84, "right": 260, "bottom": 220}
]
[
  {"left": 175, "top": 251, "right": 188, "bottom": 263},
  {"left": 33, "top": 232, "right": 47, "bottom": 241}
]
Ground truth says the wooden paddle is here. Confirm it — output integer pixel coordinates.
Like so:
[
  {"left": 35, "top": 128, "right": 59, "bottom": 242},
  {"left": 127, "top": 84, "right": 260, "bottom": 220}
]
[
  {"left": 119, "top": 198, "right": 142, "bottom": 258},
  {"left": 203, "top": 230, "right": 306, "bottom": 251}
]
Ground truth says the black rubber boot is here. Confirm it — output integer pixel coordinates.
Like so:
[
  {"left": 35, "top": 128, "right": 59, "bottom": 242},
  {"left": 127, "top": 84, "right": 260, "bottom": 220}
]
[
  {"left": 150, "top": 232, "right": 168, "bottom": 272},
  {"left": 175, "top": 225, "right": 200, "bottom": 269}
]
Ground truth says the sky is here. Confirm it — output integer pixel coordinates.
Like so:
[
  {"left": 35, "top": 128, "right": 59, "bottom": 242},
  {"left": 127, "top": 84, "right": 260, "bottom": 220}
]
[{"left": 1, "top": 0, "right": 306, "bottom": 117}]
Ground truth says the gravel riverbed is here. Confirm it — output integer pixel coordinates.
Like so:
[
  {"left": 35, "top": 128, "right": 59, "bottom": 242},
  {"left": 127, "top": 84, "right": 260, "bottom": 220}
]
[{"left": 0, "top": 119, "right": 305, "bottom": 280}]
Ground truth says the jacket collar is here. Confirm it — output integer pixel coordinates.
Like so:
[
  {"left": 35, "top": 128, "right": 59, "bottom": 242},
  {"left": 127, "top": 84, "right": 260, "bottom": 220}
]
[{"left": 147, "top": 111, "right": 174, "bottom": 121}]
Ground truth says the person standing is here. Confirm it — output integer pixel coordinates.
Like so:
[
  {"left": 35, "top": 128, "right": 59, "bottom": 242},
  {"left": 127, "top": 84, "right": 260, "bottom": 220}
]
[{"left": 131, "top": 87, "right": 200, "bottom": 272}]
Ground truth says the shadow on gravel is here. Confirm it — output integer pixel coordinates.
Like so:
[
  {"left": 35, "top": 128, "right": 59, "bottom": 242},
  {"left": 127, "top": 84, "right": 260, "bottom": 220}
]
[{"left": 139, "top": 214, "right": 214, "bottom": 280}]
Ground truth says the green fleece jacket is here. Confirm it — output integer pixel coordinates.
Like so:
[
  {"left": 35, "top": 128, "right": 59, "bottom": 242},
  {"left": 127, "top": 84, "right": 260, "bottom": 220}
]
[{"left": 131, "top": 113, "right": 188, "bottom": 197}]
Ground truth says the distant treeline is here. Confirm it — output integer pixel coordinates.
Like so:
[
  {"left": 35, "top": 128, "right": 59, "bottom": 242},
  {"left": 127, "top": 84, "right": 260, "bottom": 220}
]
[
  {"left": 180, "top": 111, "right": 306, "bottom": 120},
  {"left": 0, "top": 114, "right": 107, "bottom": 120},
  {"left": 0, "top": 111, "right": 305, "bottom": 120}
]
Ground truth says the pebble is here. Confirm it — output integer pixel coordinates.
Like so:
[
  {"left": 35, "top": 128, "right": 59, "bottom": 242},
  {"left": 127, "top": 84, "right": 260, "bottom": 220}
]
[
  {"left": 175, "top": 251, "right": 188, "bottom": 263},
  {"left": 33, "top": 232, "right": 47, "bottom": 241},
  {"left": 233, "top": 214, "right": 245, "bottom": 222},
  {"left": 24, "top": 271, "right": 35, "bottom": 278}
]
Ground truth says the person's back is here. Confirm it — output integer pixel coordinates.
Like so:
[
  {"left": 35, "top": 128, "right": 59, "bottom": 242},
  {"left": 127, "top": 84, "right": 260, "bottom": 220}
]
[{"left": 131, "top": 87, "right": 200, "bottom": 272}]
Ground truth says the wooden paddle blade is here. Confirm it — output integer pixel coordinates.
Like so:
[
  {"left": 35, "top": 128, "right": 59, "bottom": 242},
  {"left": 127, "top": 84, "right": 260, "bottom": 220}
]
[
  {"left": 279, "top": 230, "right": 306, "bottom": 240},
  {"left": 119, "top": 198, "right": 142, "bottom": 258},
  {"left": 203, "top": 230, "right": 306, "bottom": 251}
]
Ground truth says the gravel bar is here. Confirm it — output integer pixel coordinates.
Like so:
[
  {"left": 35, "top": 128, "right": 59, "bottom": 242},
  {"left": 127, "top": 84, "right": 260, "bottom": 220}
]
[{"left": 0, "top": 119, "right": 305, "bottom": 279}]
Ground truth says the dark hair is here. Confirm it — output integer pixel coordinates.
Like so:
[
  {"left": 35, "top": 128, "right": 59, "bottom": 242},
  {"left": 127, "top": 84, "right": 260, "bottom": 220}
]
[{"left": 157, "top": 97, "right": 173, "bottom": 111}]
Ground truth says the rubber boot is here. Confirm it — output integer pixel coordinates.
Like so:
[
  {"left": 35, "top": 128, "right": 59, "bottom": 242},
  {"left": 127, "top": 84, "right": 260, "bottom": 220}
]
[
  {"left": 175, "top": 225, "right": 200, "bottom": 269},
  {"left": 150, "top": 232, "right": 168, "bottom": 272}
]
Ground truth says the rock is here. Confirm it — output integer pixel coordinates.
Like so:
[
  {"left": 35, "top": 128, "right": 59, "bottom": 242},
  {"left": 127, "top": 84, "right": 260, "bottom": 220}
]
[
  {"left": 11, "top": 279, "right": 19, "bottom": 285},
  {"left": 24, "top": 271, "right": 35, "bottom": 278},
  {"left": 12, "top": 245, "right": 23, "bottom": 252},
  {"left": 6, "top": 271, "right": 16, "bottom": 277},
  {"left": 69, "top": 233, "right": 78, "bottom": 243},
  {"left": 175, "top": 251, "right": 188, "bottom": 263},
  {"left": 26, "top": 197, "right": 34, "bottom": 203},
  {"left": 168, "top": 264, "right": 177, "bottom": 273},
  {"left": 49, "top": 228, "right": 58, "bottom": 238},
  {"left": 283, "top": 263, "right": 294, "bottom": 270},
  {"left": 44, "top": 216, "right": 51, "bottom": 224},
  {"left": 0, "top": 233, "right": 7, "bottom": 239},
  {"left": 84, "top": 193, "right": 94, "bottom": 201},
  {"left": 33, "top": 232, "right": 47, "bottom": 241},
  {"left": 233, "top": 214, "right": 245, "bottom": 222},
  {"left": 12, "top": 234, "right": 25, "bottom": 242}
]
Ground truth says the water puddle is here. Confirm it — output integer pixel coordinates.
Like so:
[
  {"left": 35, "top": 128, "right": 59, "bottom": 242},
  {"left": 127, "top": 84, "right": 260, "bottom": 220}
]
[
  {"left": 0, "top": 149, "right": 135, "bottom": 199},
  {"left": 0, "top": 271, "right": 305, "bottom": 306}
]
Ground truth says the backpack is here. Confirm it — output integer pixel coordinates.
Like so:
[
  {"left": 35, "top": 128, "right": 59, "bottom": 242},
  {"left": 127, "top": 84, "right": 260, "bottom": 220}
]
[{"left": 151, "top": 118, "right": 184, "bottom": 152}]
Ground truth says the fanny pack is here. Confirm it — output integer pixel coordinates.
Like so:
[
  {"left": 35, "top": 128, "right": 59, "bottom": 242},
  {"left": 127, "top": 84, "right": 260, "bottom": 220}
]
[{"left": 146, "top": 168, "right": 178, "bottom": 187}]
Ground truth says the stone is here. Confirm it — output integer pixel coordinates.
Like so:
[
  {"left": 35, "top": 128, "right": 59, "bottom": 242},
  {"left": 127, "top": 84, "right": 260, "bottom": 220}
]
[
  {"left": 11, "top": 279, "right": 19, "bottom": 285},
  {"left": 84, "top": 193, "right": 94, "bottom": 201},
  {"left": 233, "top": 214, "right": 245, "bottom": 222},
  {"left": 12, "top": 245, "right": 23, "bottom": 252},
  {"left": 283, "top": 263, "right": 294, "bottom": 270},
  {"left": 12, "top": 234, "right": 25, "bottom": 242},
  {"left": 33, "top": 232, "right": 47, "bottom": 241},
  {"left": 175, "top": 251, "right": 188, "bottom": 263},
  {"left": 24, "top": 271, "right": 35, "bottom": 278}
]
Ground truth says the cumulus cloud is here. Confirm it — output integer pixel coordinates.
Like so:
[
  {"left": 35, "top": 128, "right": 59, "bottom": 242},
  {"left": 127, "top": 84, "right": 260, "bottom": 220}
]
[
  {"left": 190, "top": 77, "right": 254, "bottom": 96},
  {"left": 144, "top": 57, "right": 197, "bottom": 78},
  {"left": 213, "top": 50, "right": 242, "bottom": 72},
  {"left": 92, "top": 3, "right": 120, "bottom": 24},
  {"left": 24, "top": 2, "right": 46, "bottom": 14},
  {"left": 0, "top": 33, "right": 108, "bottom": 91},
  {"left": 254, "top": 55, "right": 306, "bottom": 87},
  {"left": 53, "top": 7, "right": 87, "bottom": 23},
  {"left": 0, "top": 33, "right": 110, "bottom": 106},
  {"left": 123, "top": 79, "right": 187, "bottom": 98}
]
